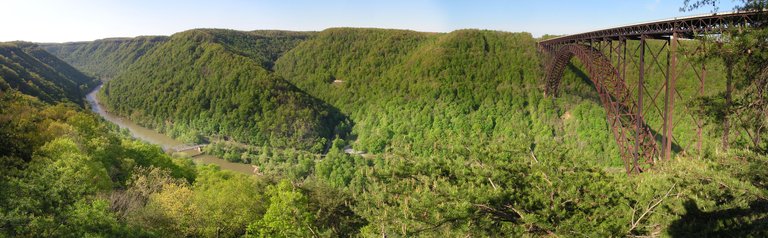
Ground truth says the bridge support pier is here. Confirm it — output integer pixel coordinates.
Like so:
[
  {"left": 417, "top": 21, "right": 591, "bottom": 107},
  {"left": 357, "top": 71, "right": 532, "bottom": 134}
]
[
  {"left": 662, "top": 31, "right": 678, "bottom": 161},
  {"left": 698, "top": 48, "right": 706, "bottom": 159},
  {"left": 634, "top": 35, "right": 646, "bottom": 173}
]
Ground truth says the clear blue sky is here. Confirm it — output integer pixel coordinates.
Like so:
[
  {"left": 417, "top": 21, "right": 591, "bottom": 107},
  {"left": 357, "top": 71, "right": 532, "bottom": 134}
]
[{"left": 2, "top": 0, "right": 738, "bottom": 43}]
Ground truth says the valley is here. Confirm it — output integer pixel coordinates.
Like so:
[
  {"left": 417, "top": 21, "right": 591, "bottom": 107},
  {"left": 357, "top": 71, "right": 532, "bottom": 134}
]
[{"left": 1, "top": 1, "right": 767, "bottom": 236}]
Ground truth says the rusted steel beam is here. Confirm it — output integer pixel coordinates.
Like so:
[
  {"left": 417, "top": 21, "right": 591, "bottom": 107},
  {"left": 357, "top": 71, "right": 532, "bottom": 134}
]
[
  {"left": 634, "top": 35, "right": 646, "bottom": 173},
  {"left": 698, "top": 47, "right": 706, "bottom": 158},
  {"left": 682, "top": 37, "right": 708, "bottom": 158}
]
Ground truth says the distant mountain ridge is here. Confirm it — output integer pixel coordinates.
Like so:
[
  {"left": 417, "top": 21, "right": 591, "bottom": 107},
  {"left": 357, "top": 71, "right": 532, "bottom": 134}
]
[
  {"left": 0, "top": 42, "right": 98, "bottom": 104},
  {"left": 41, "top": 36, "right": 169, "bottom": 79}
]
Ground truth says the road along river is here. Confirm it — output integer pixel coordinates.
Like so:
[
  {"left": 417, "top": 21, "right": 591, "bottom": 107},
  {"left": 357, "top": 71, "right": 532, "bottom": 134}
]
[{"left": 86, "top": 86, "right": 254, "bottom": 174}]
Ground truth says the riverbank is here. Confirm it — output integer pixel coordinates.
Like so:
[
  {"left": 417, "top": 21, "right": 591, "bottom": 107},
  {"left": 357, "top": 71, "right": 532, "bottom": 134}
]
[{"left": 85, "top": 85, "right": 255, "bottom": 174}]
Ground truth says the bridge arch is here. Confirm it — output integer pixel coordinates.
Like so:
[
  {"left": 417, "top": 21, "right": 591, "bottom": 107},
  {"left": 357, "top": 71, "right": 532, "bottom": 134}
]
[
  {"left": 543, "top": 44, "right": 658, "bottom": 172},
  {"left": 538, "top": 11, "right": 761, "bottom": 173}
]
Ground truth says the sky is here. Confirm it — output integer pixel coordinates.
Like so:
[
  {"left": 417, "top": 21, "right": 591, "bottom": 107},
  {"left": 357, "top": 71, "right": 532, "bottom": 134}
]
[{"left": 1, "top": 0, "right": 739, "bottom": 43}]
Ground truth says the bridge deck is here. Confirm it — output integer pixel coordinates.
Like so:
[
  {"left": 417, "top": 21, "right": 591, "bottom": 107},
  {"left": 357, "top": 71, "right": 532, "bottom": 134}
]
[
  {"left": 169, "top": 144, "right": 207, "bottom": 152},
  {"left": 540, "top": 11, "right": 764, "bottom": 46}
]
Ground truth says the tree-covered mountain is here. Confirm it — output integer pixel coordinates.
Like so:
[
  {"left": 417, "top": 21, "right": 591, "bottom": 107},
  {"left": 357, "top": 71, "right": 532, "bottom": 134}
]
[
  {"left": 98, "top": 29, "right": 343, "bottom": 151},
  {"left": 274, "top": 28, "right": 624, "bottom": 164},
  {"left": 41, "top": 36, "right": 168, "bottom": 80},
  {"left": 0, "top": 42, "right": 98, "bottom": 105}
]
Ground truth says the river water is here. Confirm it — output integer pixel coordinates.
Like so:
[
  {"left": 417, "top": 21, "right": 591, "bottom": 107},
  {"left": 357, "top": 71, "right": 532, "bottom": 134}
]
[{"left": 86, "top": 86, "right": 254, "bottom": 174}]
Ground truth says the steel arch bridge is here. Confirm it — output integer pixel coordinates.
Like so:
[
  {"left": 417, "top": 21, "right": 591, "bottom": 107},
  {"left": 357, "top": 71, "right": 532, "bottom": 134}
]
[{"left": 538, "top": 11, "right": 765, "bottom": 174}]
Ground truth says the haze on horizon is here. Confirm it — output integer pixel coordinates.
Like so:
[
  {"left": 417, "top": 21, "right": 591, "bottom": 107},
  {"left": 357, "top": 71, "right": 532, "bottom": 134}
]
[{"left": 3, "top": 0, "right": 737, "bottom": 43}]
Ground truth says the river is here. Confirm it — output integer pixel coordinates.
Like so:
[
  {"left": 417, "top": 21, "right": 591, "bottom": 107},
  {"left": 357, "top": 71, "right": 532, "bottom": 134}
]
[{"left": 86, "top": 86, "right": 255, "bottom": 174}]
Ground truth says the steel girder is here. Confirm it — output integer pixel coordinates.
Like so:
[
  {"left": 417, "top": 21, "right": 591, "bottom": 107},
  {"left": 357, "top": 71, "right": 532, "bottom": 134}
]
[{"left": 541, "top": 11, "right": 765, "bottom": 46}]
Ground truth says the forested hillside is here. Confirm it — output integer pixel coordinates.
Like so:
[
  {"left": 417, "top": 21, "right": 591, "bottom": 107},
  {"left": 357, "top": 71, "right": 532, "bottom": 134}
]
[
  {"left": 99, "top": 29, "right": 344, "bottom": 151},
  {"left": 0, "top": 42, "right": 98, "bottom": 105},
  {"left": 26, "top": 26, "right": 768, "bottom": 236},
  {"left": 41, "top": 36, "right": 168, "bottom": 79},
  {"left": 276, "top": 28, "right": 623, "bottom": 164}
]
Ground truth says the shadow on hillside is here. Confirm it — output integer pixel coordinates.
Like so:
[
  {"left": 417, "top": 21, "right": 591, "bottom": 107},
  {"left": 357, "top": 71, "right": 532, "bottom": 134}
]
[
  {"left": 281, "top": 77, "right": 355, "bottom": 153},
  {"left": 564, "top": 63, "right": 683, "bottom": 154},
  {"left": 649, "top": 127, "right": 683, "bottom": 154},
  {"left": 563, "top": 63, "right": 602, "bottom": 103},
  {"left": 668, "top": 199, "right": 768, "bottom": 237}
]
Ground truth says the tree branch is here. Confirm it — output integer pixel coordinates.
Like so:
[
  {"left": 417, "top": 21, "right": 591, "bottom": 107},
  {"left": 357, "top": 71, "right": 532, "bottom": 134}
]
[{"left": 628, "top": 183, "right": 677, "bottom": 234}]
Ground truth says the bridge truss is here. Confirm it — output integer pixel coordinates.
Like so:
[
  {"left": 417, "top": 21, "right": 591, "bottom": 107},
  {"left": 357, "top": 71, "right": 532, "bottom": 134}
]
[{"left": 539, "top": 11, "right": 765, "bottom": 173}]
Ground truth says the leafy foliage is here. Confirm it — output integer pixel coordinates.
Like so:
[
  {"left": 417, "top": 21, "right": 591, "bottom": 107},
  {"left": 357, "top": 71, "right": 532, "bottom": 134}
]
[
  {"left": 0, "top": 91, "right": 193, "bottom": 236},
  {"left": 247, "top": 180, "right": 315, "bottom": 237}
]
